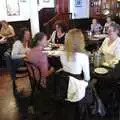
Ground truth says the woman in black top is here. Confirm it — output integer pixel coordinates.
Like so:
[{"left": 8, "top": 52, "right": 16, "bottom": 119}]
[
  {"left": 54, "top": 32, "right": 65, "bottom": 44},
  {"left": 49, "top": 20, "right": 66, "bottom": 44}
]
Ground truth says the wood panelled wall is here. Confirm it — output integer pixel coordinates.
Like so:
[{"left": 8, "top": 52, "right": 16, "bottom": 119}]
[
  {"left": 90, "top": 0, "right": 120, "bottom": 18},
  {"left": 55, "top": 0, "right": 69, "bottom": 14}
]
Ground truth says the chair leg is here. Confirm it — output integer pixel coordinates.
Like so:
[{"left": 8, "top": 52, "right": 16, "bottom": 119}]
[
  {"left": 78, "top": 103, "right": 89, "bottom": 120},
  {"left": 12, "top": 80, "right": 17, "bottom": 96}
]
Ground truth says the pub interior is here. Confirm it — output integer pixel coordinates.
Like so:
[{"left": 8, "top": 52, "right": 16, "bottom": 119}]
[{"left": 0, "top": 0, "right": 120, "bottom": 120}]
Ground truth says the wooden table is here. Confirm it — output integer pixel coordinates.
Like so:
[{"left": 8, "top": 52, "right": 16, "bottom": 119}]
[{"left": 85, "top": 34, "right": 107, "bottom": 51}]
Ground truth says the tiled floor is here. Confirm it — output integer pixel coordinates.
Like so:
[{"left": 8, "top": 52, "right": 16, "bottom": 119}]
[{"left": 0, "top": 71, "right": 119, "bottom": 120}]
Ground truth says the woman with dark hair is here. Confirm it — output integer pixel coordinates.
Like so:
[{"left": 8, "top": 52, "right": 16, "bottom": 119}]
[
  {"left": 49, "top": 20, "right": 66, "bottom": 44},
  {"left": 17, "top": 27, "right": 31, "bottom": 48},
  {"left": 27, "top": 32, "right": 54, "bottom": 88},
  {"left": 11, "top": 28, "right": 31, "bottom": 59}
]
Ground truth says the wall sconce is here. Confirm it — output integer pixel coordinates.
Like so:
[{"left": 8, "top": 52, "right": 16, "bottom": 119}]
[{"left": 102, "top": 9, "right": 110, "bottom": 15}]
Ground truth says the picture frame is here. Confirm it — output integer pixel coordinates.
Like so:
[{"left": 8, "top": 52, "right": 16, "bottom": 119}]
[
  {"left": 6, "top": 0, "right": 20, "bottom": 16},
  {"left": 43, "top": 0, "right": 49, "bottom": 2},
  {"left": 75, "top": 0, "right": 82, "bottom": 7},
  {"left": 20, "top": 0, "right": 26, "bottom": 2}
]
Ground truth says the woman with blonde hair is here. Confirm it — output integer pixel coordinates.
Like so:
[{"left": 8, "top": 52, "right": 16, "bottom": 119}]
[
  {"left": 53, "top": 28, "right": 90, "bottom": 102},
  {"left": 50, "top": 29, "right": 90, "bottom": 120},
  {"left": 64, "top": 28, "right": 86, "bottom": 59},
  {"left": 0, "top": 20, "right": 15, "bottom": 43}
]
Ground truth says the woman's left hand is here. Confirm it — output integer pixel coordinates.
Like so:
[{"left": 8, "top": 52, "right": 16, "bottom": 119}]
[
  {"left": 40, "top": 78, "right": 47, "bottom": 88},
  {"left": 0, "top": 37, "right": 7, "bottom": 44}
]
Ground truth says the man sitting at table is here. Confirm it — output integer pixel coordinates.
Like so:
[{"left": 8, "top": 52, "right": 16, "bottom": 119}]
[
  {"left": 99, "top": 22, "right": 120, "bottom": 67},
  {"left": 27, "top": 32, "right": 54, "bottom": 88},
  {"left": 91, "top": 18, "right": 102, "bottom": 35}
]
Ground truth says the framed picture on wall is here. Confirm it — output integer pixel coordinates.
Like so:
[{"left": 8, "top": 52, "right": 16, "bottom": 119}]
[
  {"left": 43, "top": 0, "right": 49, "bottom": 2},
  {"left": 6, "top": 0, "right": 20, "bottom": 16},
  {"left": 20, "top": 0, "right": 26, "bottom": 2},
  {"left": 75, "top": 0, "right": 82, "bottom": 7},
  {"left": 37, "top": 0, "right": 40, "bottom": 5}
]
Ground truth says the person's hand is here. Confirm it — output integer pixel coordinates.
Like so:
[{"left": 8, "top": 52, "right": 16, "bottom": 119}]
[
  {"left": 40, "top": 78, "right": 47, "bottom": 88},
  {"left": 0, "top": 37, "right": 7, "bottom": 44},
  {"left": 25, "top": 48, "right": 31, "bottom": 55},
  {"left": 43, "top": 23, "right": 48, "bottom": 26}
]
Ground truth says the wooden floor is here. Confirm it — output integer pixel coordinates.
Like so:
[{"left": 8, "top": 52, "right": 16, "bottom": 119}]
[
  {"left": 0, "top": 70, "right": 119, "bottom": 120},
  {"left": 0, "top": 71, "right": 32, "bottom": 120},
  {"left": 0, "top": 72, "right": 20, "bottom": 120}
]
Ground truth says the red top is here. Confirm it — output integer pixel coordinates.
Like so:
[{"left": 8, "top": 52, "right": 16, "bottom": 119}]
[{"left": 27, "top": 47, "right": 49, "bottom": 78}]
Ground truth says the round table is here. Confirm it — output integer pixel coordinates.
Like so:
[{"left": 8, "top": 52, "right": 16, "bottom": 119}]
[{"left": 85, "top": 34, "right": 107, "bottom": 51}]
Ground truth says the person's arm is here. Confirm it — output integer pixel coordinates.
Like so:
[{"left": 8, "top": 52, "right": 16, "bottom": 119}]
[
  {"left": 82, "top": 55, "right": 90, "bottom": 82},
  {"left": 114, "top": 40, "right": 120, "bottom": 60},
  {"left": 6, "top": 25, "right": 15, "bottom": 38},
  {"left": 90, "top": 24, "right": 93, "bottom": 32},
  {"left": 11, "top": 41, "right": 26, "bottom": 59},
  {"left": 39, "top": 55, "right": 54, "bottom": 88},
  {"left": 0, "top": 34, "right": 4, "bottom": 37},
  {"left": 39, "top": 55, "right": 54, "bottom": 78},
  {"left": 103, "top": 23, "right": 106, "bottom": 33},
  {"left": 98, "top": 38, "right": 107, "bottom": 53},
  {"left": 48, "top": 31, "right": 56, "bottom": 43}
]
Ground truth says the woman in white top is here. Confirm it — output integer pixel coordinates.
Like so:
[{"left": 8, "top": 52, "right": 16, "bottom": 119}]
[
  {"left": 60, "top": 29, "right": 90, "bottom": 82},
  {"left": 11, "top": 28, "right": 31, "bottom": 59},
  {"left": 99, "top": 22, "right": 120, "bottom": 66},
  {"left": 52, "top": 29, "right": 90, "bottom": 104}
]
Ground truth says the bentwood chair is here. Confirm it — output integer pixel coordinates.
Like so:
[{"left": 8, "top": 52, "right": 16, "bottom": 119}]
[
  {"left": 24, "top": 60, "right": 41, "bottom": 94},
  {"left": 24, "top": 60, "right": 43, "bottom": 119},
  {"left": 4, "top": 51, "right": 29, "bottom": 97}
]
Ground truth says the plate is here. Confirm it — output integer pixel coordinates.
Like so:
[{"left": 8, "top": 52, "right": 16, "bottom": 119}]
[
  {"left": 94, "top": 34, "right": 107, "bottom": 39},
  {"left": 94, "top": 67, "right": 108, "bottom": 74},
  {"left": 44, "top": 47, "right": 51, "bottom": 51},
  {"left": 43, "top": 51, "right": 62, "bottom": 56}
]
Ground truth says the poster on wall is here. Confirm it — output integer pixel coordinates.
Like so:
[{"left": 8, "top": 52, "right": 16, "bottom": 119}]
[
  {"left": 70, "top": 0, "right": 89, "bottom": 19},
  {"left": 75, "top": 0, "right": 82, "bottom": 7},
  {"left": 20, "top": 0, "right": 27, "bottom": 2},
  {"left": 6, "top": 0, "right": 20, "bottom": 16},
  {"left": 43, "top": 0, "right": 49, "bottom": 2}
]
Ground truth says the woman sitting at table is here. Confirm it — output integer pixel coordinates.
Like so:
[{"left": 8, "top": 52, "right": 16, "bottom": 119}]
[
  {"left": 11, "top": 28, "right": 31, "bottom": 59},
  {"left": 99, "top": 22, "right": 120, "bottom": 66},
  {"left": 0, "top": 20, "right": 15, "bottom": 44},
  {"left": 49, "top": 20, "right": 66, "bottom": 44},
  {"left": 0, "top": 20, "right": 15, "bottom": 67},
  {"left": 103, "top": 16, "right": 114, "bottom": 34},
  {"left": 27, "top": 32, "right": 54, "bottom": 88},
  {"left": 91, "top": 18, "right": 102, "bottom": 35},
  {"left": 11, "top": 28, "right": 31, "bottom": 70}
]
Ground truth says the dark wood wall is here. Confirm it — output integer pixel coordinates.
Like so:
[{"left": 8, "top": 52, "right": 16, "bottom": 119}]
[{"left": 9, "top": 20, "right": 31, "bottom": 37}]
